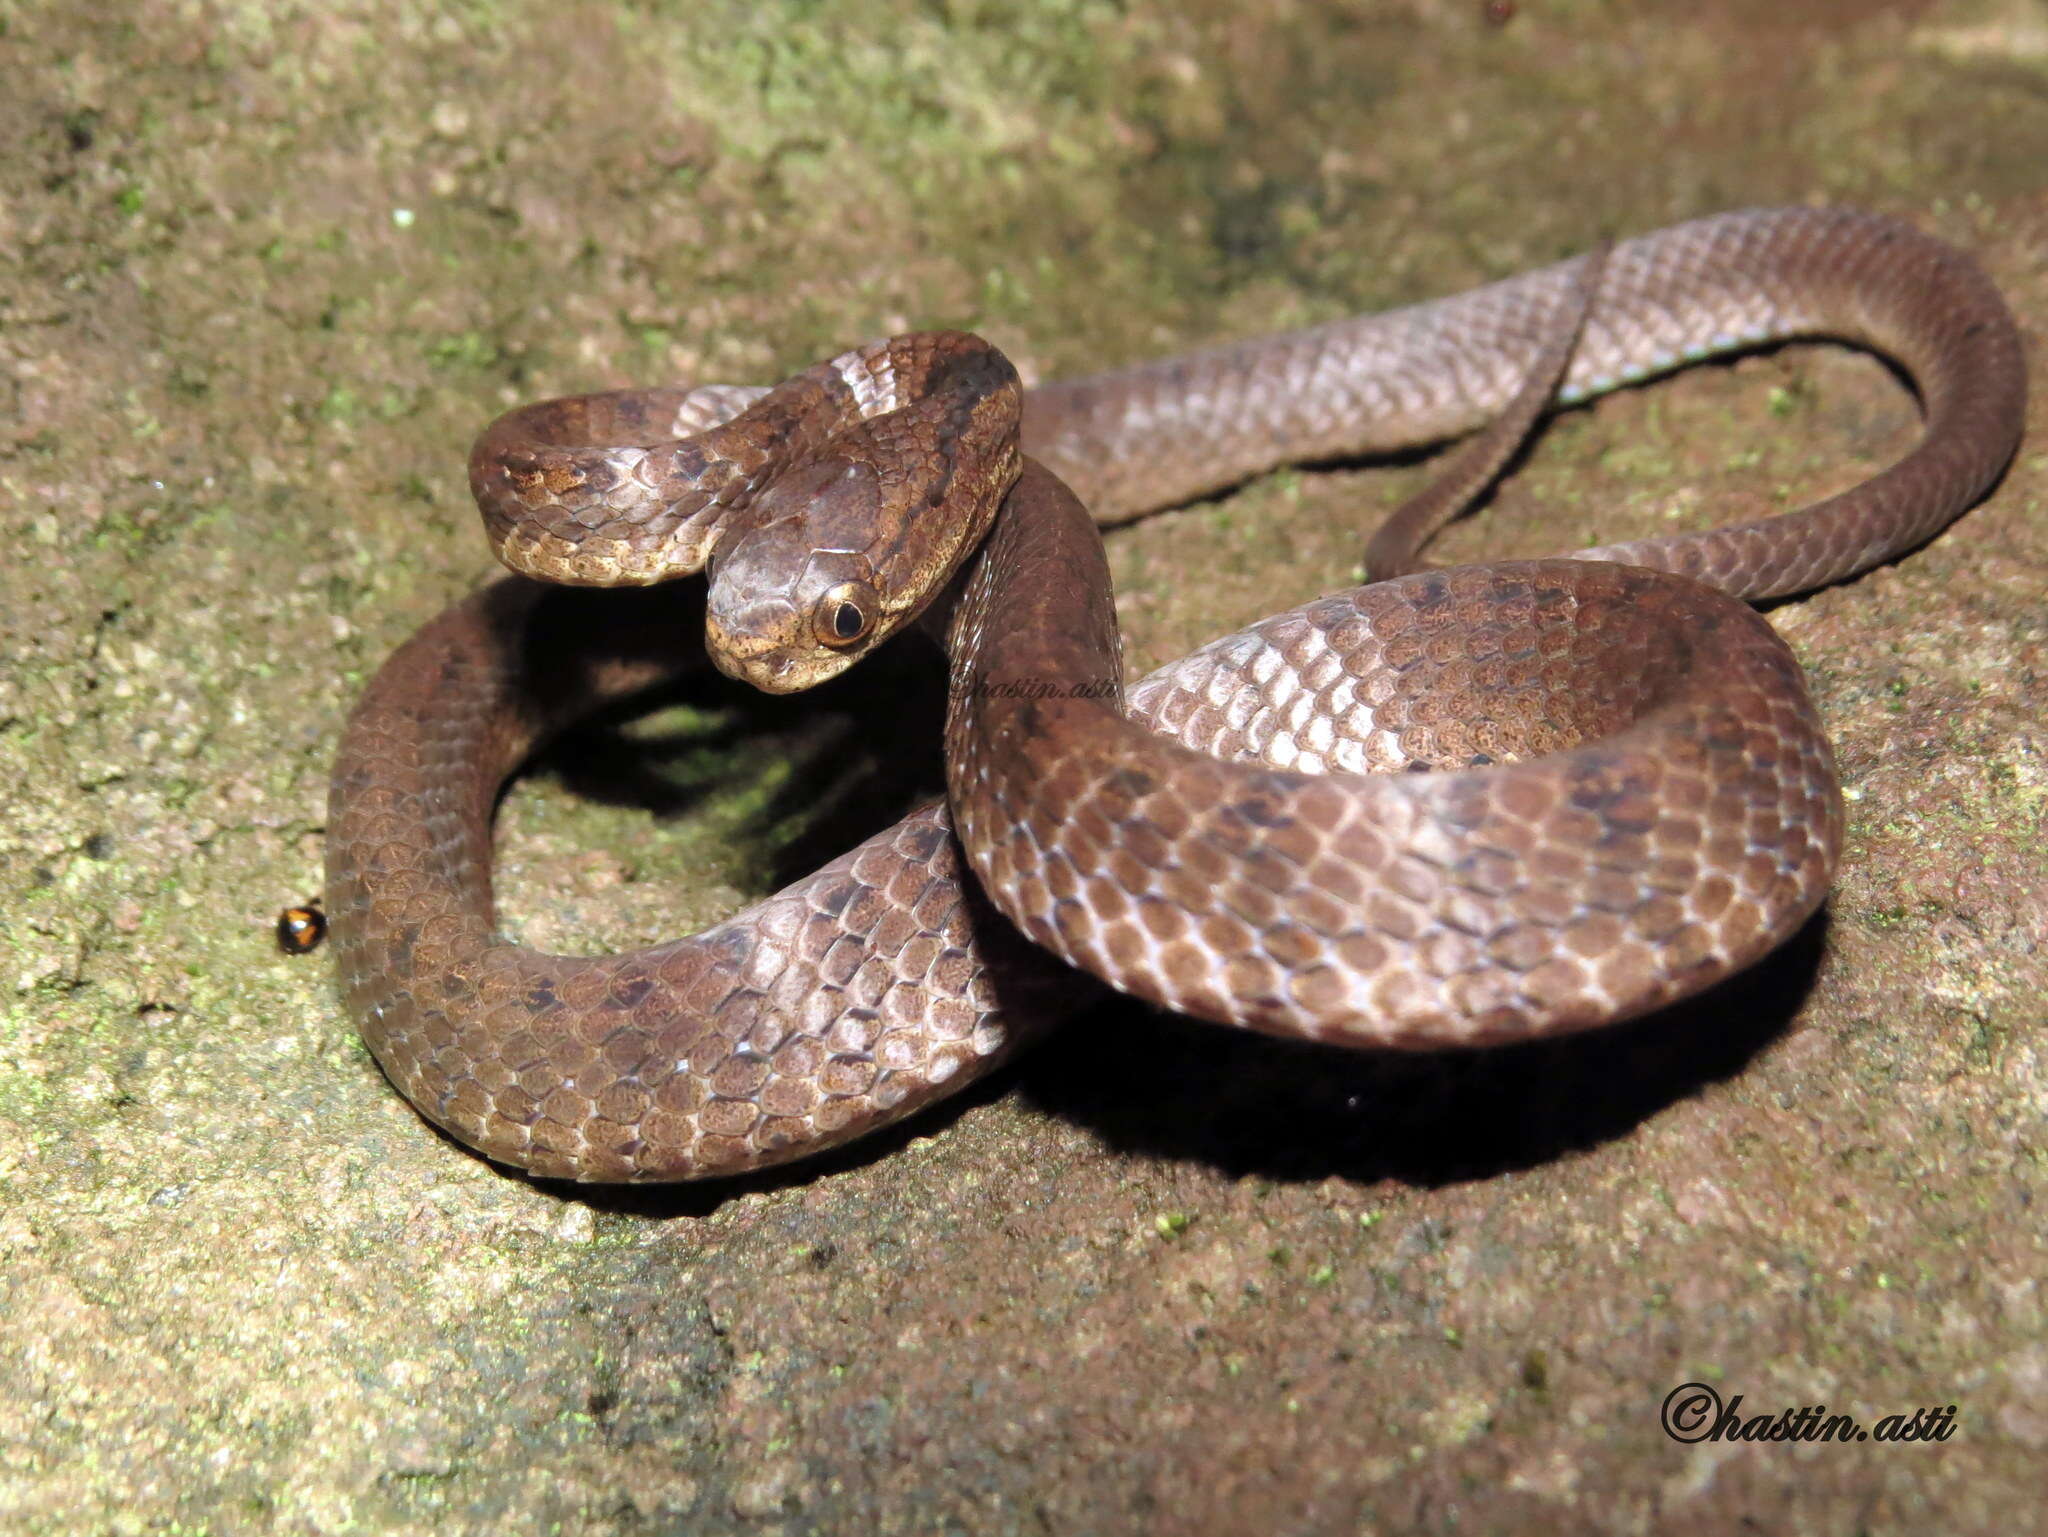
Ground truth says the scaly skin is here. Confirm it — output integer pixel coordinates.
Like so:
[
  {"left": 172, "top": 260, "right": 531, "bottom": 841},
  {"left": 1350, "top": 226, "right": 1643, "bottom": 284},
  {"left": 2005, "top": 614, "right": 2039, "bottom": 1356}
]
[{"left": 329, "top": 207, "right": 2025, "bottom": 1180}]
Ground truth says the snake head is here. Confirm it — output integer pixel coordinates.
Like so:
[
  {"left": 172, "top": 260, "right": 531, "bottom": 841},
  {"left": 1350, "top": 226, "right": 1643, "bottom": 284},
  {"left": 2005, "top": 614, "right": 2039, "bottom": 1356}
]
[
  {"left": 705, "top": 455, "right": 898, "bottom": 693},
  {"left": 701, "top": 348, "right": 1022, "bottom": 694}
]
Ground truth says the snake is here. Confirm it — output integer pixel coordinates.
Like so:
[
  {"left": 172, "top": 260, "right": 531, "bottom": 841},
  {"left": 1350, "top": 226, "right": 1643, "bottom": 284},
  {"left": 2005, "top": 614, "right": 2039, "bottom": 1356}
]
[{"left": 326, "top": 206, "right": 2025, "bottom": 1182}]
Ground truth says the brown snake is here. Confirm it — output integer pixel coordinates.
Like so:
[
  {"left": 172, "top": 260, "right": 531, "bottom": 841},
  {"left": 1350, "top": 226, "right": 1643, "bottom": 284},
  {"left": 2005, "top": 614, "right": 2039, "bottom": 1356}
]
[{"left": 326, "top": 207, "right": 2025, "bottom": 1182}]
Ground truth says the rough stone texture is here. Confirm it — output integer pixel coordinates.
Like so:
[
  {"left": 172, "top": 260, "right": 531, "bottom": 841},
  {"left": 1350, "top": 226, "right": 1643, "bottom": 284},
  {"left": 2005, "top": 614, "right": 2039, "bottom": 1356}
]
[{"left": 1, "top": 1, "right": 2042, "bottom": 1532}]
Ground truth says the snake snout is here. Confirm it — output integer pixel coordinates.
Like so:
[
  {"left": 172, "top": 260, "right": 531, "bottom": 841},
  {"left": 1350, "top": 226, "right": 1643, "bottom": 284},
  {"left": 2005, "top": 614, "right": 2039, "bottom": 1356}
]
[
  {"left": 705, "top": 597, "right": 796, "bottom": 682},
  {"left": 704, "top": 594, "right": 855, "bottom": 694},
  {"left": 715, "top": 649, "right": 802, "bottom": 692}
]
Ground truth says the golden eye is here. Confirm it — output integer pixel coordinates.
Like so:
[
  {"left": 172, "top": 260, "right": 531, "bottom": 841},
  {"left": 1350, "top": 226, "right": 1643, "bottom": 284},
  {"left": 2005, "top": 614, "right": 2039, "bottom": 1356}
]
[{"left": 813, "top": 582, "right": 877, "bottom": 648}]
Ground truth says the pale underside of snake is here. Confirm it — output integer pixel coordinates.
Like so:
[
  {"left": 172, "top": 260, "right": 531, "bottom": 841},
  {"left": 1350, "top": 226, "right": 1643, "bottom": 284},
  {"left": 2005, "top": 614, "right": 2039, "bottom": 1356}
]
[{"left": 326, "top": 207, "right": 2025, "bottom": 1182}]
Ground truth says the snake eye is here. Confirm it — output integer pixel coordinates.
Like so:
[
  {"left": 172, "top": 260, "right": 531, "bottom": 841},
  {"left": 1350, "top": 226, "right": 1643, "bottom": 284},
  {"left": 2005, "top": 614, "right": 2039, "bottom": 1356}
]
[{"left": 813, "top": 582, "right": 878, "bottom": 648}]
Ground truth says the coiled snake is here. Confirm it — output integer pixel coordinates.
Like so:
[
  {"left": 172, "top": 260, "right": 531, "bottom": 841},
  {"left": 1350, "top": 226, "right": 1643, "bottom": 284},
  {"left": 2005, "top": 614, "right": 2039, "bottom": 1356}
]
[{"left": 326, "top": 207, "right": 2025, "bottom": 1181}]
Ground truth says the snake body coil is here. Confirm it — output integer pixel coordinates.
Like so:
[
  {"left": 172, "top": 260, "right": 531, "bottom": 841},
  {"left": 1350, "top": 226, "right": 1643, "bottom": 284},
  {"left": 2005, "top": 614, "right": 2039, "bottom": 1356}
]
[{"left": 328, "top": 207, "right": 2024, "bottom": 1181}]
